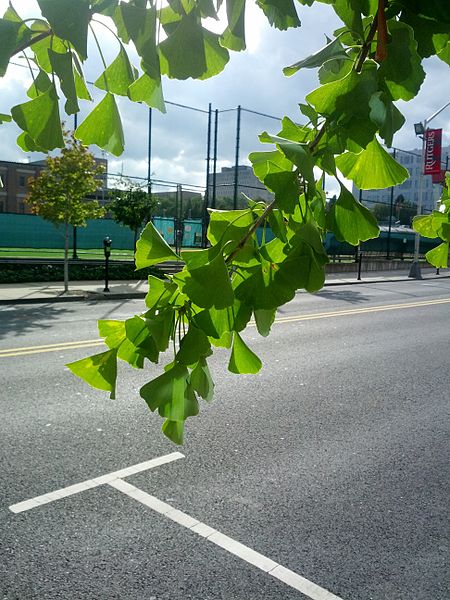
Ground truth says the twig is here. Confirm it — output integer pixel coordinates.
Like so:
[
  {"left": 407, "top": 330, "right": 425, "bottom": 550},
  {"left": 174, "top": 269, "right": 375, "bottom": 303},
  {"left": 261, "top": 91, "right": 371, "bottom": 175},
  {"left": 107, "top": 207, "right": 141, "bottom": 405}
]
[{"left": 226, "top": 200, "right": 276, "bottom": 264}]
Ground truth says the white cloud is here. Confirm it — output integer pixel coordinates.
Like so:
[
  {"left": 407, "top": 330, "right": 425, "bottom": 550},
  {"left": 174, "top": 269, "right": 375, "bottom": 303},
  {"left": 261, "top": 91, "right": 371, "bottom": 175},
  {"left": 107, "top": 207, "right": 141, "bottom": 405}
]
[{"left": 0, "top": 0, "right": 449, "bottom": 198}]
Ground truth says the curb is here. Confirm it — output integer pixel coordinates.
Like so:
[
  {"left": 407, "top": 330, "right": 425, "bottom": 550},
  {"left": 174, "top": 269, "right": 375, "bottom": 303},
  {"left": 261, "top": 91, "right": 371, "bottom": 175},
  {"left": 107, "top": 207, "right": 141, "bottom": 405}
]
[{"left": 1, "top": 274, "right": 448, "bottom": 305}]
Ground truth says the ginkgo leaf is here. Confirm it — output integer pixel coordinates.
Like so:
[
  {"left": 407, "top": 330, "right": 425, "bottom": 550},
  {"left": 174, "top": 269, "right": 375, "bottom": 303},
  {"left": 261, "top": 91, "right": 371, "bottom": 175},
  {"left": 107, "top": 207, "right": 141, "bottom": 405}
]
[
  {"left": 335, "top": 138, "right": 409, "bottom": 189},
  {"left": 11, "top": 86, "right": 64, "bottom": 150},
  {"left": 128, "top": 73, "right": 166, "bottom": 112},
  {"left": 75, "top": 93, "right": 124, "bottom": 155},
  {"left": 37, "top": 0, "right": 90, "bottom": 59},
  {"left": 67, "top": 349, "right": 117, "bottom": 399},
  {"left": 49, "top": 49, "right": 78, "bottom": 114},
  {"left": 228, "top": 332, "right": 262, "bottom": 374},
  {"left": 327, "top": 185, "right": 380, "bottom": 246},
  {"left": 94, "top": 46, "right": 136, "bottom": 96},
  {"left": 135, "top": 221, "right": 180, "bottom": 268}
]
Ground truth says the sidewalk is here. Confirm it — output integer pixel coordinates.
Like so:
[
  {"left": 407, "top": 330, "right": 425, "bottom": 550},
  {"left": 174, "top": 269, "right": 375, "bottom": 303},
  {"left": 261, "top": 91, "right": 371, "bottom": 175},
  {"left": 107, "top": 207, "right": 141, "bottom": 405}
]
[{"left": 0, "top": 267, "right": 448, "bottom": 305}]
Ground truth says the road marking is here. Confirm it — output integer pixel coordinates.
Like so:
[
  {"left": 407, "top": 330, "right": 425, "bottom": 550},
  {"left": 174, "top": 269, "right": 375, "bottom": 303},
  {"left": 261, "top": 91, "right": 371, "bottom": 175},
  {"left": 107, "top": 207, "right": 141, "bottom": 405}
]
[
  {"left": 1, "top": 297, "right": 449, "bottom": 358},
  {"left": 0, "top": 340, "right": 104, "bottom": 358},
  {"left": 8, "top": 452, "right": 184, "bottom": 514},
  {"left": 108, "top": 478, "right": 344, "bottom": 600}
]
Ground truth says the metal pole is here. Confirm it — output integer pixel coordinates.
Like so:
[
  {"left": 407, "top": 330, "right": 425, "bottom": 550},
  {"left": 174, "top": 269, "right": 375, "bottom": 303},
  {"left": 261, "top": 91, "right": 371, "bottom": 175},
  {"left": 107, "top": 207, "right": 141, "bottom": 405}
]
[
  {"left": 409, "top": 100, "right": 450, "bottom": 279},
  {"left": 212, "top": 109, "right": 219, "bottom": 209},
  {"left": 175, "top": 184, "right": 179, "bottom": 254},
  {"left": 409, "top": 128, "right": 426, "bottom": 279},
  {"left": 387, "top": 148, "right": 396, "bottom": 259},
  {"left": 202, "top": 103, "right": 212, "bottom": 247},
  {"left": 72, "top": 226, "right": 78, "bottom": 259},
  {"left": 233, "top": 105, "right": 241, "bottom": 210},
  {"left": 357, "top": 251, "right": 363, "bottom": 280},
  {"left": 147, "top": 107, "right": 152, "bottom": 199}
]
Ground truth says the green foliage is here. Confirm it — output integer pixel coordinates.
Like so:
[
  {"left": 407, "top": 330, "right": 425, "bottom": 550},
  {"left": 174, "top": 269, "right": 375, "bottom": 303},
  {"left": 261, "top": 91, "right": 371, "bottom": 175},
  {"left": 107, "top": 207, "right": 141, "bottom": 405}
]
[
  {"left": 413, "top": 175, "right": 450, "bottom": 268},
  {"left": 2, "top": 0, "right": 447, "bottom": 442},
  {"left": 26, "top": 130, "right": 105, "bottom": 227},
  {"left": 107, "top": 179, "right": 157, "bottom": 249}
]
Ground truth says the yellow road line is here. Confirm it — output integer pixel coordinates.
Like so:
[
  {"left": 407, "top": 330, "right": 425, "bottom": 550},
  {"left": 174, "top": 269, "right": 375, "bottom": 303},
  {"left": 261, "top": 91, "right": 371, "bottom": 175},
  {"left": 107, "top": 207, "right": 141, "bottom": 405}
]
[{"left": 1, "top": 297, "right": 449, "bottom": 358}]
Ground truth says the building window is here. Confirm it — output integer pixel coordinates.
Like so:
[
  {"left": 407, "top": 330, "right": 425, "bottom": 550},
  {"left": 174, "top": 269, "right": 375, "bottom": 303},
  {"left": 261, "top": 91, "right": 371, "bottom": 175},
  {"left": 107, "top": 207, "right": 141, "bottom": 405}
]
[
  {"left": 0, "top": 200, "right": 4, "bottom": 212},
  {"left": 19, "top": 175, "right": 27, "bottom": 187},
  {"left": 19, "top": 202, "right": 25, "bottom": 213}
]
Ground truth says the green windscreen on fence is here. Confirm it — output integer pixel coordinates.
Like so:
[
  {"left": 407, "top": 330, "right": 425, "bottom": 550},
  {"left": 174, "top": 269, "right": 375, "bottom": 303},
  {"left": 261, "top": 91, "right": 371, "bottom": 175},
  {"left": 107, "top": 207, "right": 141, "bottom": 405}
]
[{"left": 0, "top": 213, "right": 203, "bottom": 250}]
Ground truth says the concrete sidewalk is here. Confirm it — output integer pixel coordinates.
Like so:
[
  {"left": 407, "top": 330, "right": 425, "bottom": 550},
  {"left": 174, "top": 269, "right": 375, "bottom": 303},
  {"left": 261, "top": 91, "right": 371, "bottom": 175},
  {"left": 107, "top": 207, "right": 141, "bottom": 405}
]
[{"left": 0, "top": 267, "right": 448, "bottom": 305}]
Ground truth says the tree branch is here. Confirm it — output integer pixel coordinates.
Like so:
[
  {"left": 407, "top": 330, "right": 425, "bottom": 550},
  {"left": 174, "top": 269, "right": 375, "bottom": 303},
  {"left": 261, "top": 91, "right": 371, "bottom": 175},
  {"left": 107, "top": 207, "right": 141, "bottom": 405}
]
[
  {"left": 226, "top": 199, "right": 277, "bottom": 264},
  {"left": 355, "top": 13, "right": 379, "bottom": 73},
  {"left": 13, "top": 30, "right": 53, "bottom": 57}
]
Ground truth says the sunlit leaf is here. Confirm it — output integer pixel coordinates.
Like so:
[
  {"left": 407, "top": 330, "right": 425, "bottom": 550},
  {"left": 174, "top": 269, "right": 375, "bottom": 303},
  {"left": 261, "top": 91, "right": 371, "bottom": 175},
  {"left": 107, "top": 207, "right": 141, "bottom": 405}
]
[
  {"left": 67, "top": 349, "right": 117, "bottom": 399},
  {"left": 335, "top": 138, "right": 409, "bottom": 189},
  {"left": 228, "top": 332, "right": 262, "bottom": 374},
  {"left": 135, "top": 221, "right": 180, "bottom": 268},
  {"left": 94, "top": 45, "right": 137, "bottom": 96},
  {"left": 11, "top": 86, "right": 64, "bottom": 151},
  {"left": 425, "top": 242, "right": 449, "bottom": 269},
  {"left": 128, "top": 73, "right": 166, "bottom": 112},
  {"left": 75, "top": 93, "right": 124, "bottom": 156}
]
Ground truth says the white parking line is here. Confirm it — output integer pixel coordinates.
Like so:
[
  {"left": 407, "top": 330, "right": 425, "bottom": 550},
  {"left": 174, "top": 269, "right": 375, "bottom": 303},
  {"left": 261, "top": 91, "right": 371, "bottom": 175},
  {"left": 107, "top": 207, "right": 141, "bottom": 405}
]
[
  {"left": 9, "top": 452, "right": 184, "bottom": 513},
  {"left": 108, "top": 478, "right": 344, "bottom": 600}
]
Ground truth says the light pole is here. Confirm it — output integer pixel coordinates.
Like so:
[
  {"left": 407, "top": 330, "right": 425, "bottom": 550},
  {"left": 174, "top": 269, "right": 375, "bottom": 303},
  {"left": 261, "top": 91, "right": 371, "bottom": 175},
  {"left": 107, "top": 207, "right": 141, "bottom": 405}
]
[{"left": 409, "top": 100, "right": 450, "bottom": 279}]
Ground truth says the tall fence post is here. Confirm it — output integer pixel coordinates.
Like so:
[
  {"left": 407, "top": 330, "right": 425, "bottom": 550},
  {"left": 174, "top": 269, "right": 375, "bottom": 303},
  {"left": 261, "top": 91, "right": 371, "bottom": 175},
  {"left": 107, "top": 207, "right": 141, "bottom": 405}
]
[
  {"left": 202, "top": 103, "right": 212, "bottom": 248},
  {"left": 233, "top": 105, "right": 241, "bottom": 210},
  {"left": 386, "top": 148, "right": 396, "bottom": 259},
  {"left": 147, "top": 107, "right": 152, "bottom": 199},
  {"left": 212, "top": 108, "right": 219, "bottom": 209}
]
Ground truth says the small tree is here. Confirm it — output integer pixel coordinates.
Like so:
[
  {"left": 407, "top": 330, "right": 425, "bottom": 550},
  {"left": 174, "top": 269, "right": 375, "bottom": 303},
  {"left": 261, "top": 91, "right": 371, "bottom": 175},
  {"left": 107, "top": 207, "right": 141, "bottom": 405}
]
[
  {"left": 26, "top": 130, "right": 105, "bottom": 293},
  {"left": 107, "top": 180, "right": 157, "bottom": 252}
]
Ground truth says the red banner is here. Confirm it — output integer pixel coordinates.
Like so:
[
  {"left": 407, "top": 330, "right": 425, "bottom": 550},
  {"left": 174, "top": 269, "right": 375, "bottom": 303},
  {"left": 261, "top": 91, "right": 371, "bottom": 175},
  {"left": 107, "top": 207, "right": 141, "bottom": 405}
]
[{"left": 424, "top": 128, "right": 442, "bottom": 175}]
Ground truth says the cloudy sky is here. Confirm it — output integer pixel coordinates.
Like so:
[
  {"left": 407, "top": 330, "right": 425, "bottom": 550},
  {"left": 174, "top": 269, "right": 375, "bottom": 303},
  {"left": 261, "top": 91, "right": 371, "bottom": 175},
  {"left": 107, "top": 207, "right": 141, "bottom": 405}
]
[{"left": 1, "top": 0, "right": 449, "bottom": 197}]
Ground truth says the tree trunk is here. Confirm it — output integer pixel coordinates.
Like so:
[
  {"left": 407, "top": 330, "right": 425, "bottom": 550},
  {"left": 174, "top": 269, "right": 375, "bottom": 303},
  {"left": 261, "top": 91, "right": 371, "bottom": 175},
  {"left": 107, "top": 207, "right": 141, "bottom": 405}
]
[
  {"left": 133, "top": 227, "right": 139, "bottom": 254},
  {"left": 64, "top": 221, "right": 69, "bottom": 293}
]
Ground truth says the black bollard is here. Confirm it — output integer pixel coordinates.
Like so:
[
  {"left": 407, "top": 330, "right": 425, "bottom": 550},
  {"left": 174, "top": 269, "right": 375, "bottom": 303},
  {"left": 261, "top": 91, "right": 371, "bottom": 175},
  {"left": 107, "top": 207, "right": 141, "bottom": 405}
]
[
  {"left": 103, "top": 236, "right": 112, "bottom": 292},
  {"left": 357, "top": 251, "right": 363, "bottom": 281}
]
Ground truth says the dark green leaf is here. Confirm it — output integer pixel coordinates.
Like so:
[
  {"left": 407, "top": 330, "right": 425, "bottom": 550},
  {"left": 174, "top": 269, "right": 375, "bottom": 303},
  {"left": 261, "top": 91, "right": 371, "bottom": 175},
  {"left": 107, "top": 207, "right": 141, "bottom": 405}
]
[
  {"left": 264, "top": 170, "right": 300, "bottom": 213},
  {"left": 177, "top": 326, "right": 212, "bottom": 365},
  {"left": 327, "top": 185, "right": 379, "bottom": 245},
  {"left": 27, "top": 70, "right": 52, "bottom": 99},
  {"left": 0, "top": 18, "right": 21, "bottom": 76},
  {"left": 254, "top": 308, "right": 276, "bottom": 336},
  {"left": 256, "top": 0, "right": 300, "bottom": 30},
  {"left": 284, "top": 36, "right": 347, "bottom": 76},
  {"left": 181, "top": 247, "right": 234, "bottom": 309},
  {"left": 368, "top": 91, "right": 405, "bottom": 147},
  {"left": 190, "top": 357, "right": 214, "bottom": 402},
  {"left": 37, "top": 0, "right": 90, "bottom": 59},
  {"left": 378, "top": 21, "right": 425, "bottom": 101},
  {"left": 49, "top": 50, "right": 78, "bottom": 114}
]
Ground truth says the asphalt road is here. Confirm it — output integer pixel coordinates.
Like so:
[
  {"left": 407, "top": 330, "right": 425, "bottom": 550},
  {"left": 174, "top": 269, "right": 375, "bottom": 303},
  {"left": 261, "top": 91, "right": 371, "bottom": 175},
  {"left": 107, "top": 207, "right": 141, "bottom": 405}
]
[{"left": 0, "top": 279, "right": 449, "bottom": 600}]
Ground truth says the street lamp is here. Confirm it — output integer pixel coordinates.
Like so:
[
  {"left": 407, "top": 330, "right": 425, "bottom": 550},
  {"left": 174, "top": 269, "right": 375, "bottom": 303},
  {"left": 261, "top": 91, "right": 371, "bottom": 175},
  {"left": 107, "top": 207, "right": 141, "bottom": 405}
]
[{"left": 409, "top": 100, "right": 450, "bottom": 279}]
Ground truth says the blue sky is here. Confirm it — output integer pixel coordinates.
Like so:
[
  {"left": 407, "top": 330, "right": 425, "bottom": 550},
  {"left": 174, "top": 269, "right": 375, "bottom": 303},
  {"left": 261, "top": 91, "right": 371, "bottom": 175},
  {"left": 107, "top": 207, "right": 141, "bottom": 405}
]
[{"left": 1, "top": 0, "right": 449, "bottom": 196}]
